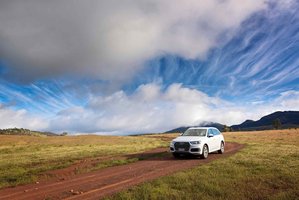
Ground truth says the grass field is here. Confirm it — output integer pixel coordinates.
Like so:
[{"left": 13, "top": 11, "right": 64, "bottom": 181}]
[
  {"left": 105, "top": 129, "right": 299, "bottom": 200},
  {"left": 0, "top": 130, "right": 298, "bottom": 200},
  {"left": 0, "top": 135, "right": 167, "bottom": 188}
]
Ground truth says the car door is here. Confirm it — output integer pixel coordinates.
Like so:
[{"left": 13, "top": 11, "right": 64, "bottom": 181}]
[
  {"left": 212, "top": 128, "right": 221, "bottom": 150},
  {"left": 207, "top": 129, "right": 217, "bottom": 152}
]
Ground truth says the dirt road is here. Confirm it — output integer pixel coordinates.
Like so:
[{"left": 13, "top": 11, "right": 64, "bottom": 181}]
[{"left": 0, "top": 142, "right": 244, "bottom": 200}]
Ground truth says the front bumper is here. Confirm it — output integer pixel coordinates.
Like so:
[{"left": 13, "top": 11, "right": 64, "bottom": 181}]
[{"left": 170, "top": 142, "right": 202, "bottom": 155}]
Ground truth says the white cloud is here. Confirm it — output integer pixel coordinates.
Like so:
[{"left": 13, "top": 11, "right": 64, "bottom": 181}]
[
  {"left": 275, "top": 90, "right": 299, "bottom": 108},
  {"left": 1, "top": 85, "right": 299, "bottom": 134},
  {"left": 0, "top": 104, "right": 48, "bottom": 130},
  {"left": 0, "top": 0, "right": 267, "bottom": 82},
  {"left": 49, "top": 83, "right": 225, "bottom": 133},
  {"left": 1, "top": 1, "right": 298, "bottom": 135},
  {"left": 47, "top": 84, "right": 299, "bottom": 134}
]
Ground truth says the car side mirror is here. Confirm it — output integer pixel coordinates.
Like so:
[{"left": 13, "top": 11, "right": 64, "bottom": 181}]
[
  {"left": 179, "top": 132, "right": 183, "bottom": 136},
  {"left": 208, "top": 133, "right": 214, "bottom": 137}
]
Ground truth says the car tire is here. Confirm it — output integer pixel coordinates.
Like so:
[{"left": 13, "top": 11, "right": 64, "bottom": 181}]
[
  {"left": 172, "top": 153, "right": 180, "bottom": 158},
  {"left": 218, "top": 141, "right": 224, "bottom": 154},
  {"left": 201, "top": 144, "right": 208, "bottom": 159}
]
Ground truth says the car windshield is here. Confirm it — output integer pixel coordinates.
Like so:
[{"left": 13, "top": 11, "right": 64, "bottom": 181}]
[{"left": 182, "top": 129, "right": 207, "bottom": 136}]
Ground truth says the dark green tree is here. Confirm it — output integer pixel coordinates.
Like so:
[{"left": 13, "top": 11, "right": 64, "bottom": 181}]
[
  {"left": 272, "top": 118, "right": 282, "bottom": 129},
  {"left": 61, "top": 132, "right": 68, "bottom": 136},
  {"left": 223, "top": 125, "right": 231, "bottom": 132}
]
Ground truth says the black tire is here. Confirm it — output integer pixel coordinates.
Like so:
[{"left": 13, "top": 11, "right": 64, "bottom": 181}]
[
  {"left": 218, "top": 141, "right": 224, "bottom": 154},
  {"left": 201, "top": 144, "right": 209, "bottom": 159},
  {"left": 172, "top": 153, "right": 180, "bottom": 158}
]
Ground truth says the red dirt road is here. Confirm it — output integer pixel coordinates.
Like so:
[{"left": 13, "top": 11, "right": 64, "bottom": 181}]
[{"left": 0, "top": 142, "right": 244, "bottom": 200}]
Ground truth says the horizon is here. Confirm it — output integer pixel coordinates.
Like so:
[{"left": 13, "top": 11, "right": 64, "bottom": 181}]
[{"left": 0, "top": 1, "right": 299, "bottom": 135}]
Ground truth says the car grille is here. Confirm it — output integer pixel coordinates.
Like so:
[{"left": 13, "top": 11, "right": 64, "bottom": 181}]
[{"left": 174, "top": 142, "right": 190, "bottom": 151}]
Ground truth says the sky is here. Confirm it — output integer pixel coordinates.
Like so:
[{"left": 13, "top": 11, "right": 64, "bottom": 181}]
[{"left": 0, "top": 0, "right": 299, "bottom": 135}]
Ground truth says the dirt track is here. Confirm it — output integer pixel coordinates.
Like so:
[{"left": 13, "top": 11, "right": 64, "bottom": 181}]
[{"left": 0, "top": 142, "right": 244, "bottom": 200}]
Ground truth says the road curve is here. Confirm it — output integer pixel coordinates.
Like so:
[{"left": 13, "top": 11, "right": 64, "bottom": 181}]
[{"left": 0, "top": 142, "right": 244, "bottom": 200}]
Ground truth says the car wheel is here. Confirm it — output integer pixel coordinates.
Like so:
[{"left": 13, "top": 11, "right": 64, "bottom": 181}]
[
  {"left": 201, "top": 144, "right": 208, "bottom": 159},
  {"left": 172, "top": 153, "right": 180, "bottom": 158},
  {"left": 218, "top": 142, "right": 224, "bottom": 154}
]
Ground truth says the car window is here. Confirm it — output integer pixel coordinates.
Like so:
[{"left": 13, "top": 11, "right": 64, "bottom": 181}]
[
  {"left": 208, "top": 129, "right": 214, "bottom": 135},
  {"left": 182, "top": 129, "right": 207, "bottom": 136},
  {"left": 212, "top": 129, "right": 220, "bottom": 135}
]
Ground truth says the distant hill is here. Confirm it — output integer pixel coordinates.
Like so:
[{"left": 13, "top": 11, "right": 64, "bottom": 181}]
[
  {"left": 0, "top": 128, "right": 58, "bottom": 136},
  {"left": 165, "top": 111, "right": 299, "bottom": 133},
  {"left": 165, "top": 121, "right": 225, "bottom": 133},
  {"left": 231, "top": 111, "right": 299, "bottom": 131}
]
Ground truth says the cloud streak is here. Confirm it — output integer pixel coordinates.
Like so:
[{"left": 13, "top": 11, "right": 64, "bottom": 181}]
[
  {"left": 1, "top": 82, "right": 299, "bottom": 135},
  {"left": 0, "top": 0, "right": 299, "bottom": 134},
  {"left": 0, "top": 0, "right": 266, "bottom": 83},
  {"left": 44, "top": 84, "right": 299, "bottom": 134}
]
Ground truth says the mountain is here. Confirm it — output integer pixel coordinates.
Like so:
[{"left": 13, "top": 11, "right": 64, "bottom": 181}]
[
  {"left": 231, "top": 111, "right": 299, "bottom": 131},
  {"left": 0, "top": 128, "right": 58, "bottom": 136},
  {"left": 165, "top": 121, "right": 225, "bottom": 133},
  {"left": 165, "top": 111, "right": 299, "bottom": 133}
]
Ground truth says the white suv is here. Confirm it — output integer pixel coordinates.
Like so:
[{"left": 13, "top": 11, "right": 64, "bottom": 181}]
[{"left": 169, "top": 127, "right": 225, "bottom": 159}]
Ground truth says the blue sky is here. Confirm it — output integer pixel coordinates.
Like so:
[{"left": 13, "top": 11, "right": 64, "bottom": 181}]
[{"left": 0, "top": 0, "right": 299, "bottom": 134}]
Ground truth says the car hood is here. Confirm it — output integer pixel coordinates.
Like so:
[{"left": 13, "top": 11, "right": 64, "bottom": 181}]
[{"left": 173, "top": 136, "right": 204, "bottom": 142}]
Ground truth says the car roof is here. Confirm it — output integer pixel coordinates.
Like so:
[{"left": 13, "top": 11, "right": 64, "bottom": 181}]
[{"left": 188, "top": 127, "right": 217, "bottom": 129}]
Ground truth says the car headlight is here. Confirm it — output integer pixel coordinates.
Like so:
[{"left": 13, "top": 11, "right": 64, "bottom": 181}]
[
  {"left": 190, "top": 141, "right": 201, "bottom": 145},
  {"left": 170, "top": 141, "right": 175, "bottom": 146}
]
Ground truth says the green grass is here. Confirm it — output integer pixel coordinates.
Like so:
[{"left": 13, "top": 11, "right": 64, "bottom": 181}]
[
  {"left": 105, "top": 130, "right": 299, "bottom": 200},
  {"left": 0, "top": 135, "right": 167, "bottom": 188},
  {"left": 1, "top": 129, "right": 298, "bottom": 200}
]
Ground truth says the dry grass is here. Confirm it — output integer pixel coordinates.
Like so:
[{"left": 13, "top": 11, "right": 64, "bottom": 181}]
[
  {"left": 0, "top": 135, "right": 167, "bottom": 188},
  {"left": 224, "top": 129, "right": 299, "bottom": 145},
  {"left": 1, "top": 129, "right": 298, "bottom": 200},
  {"left": 105, "top": 129, "right": 299, "bottom": 200}
]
